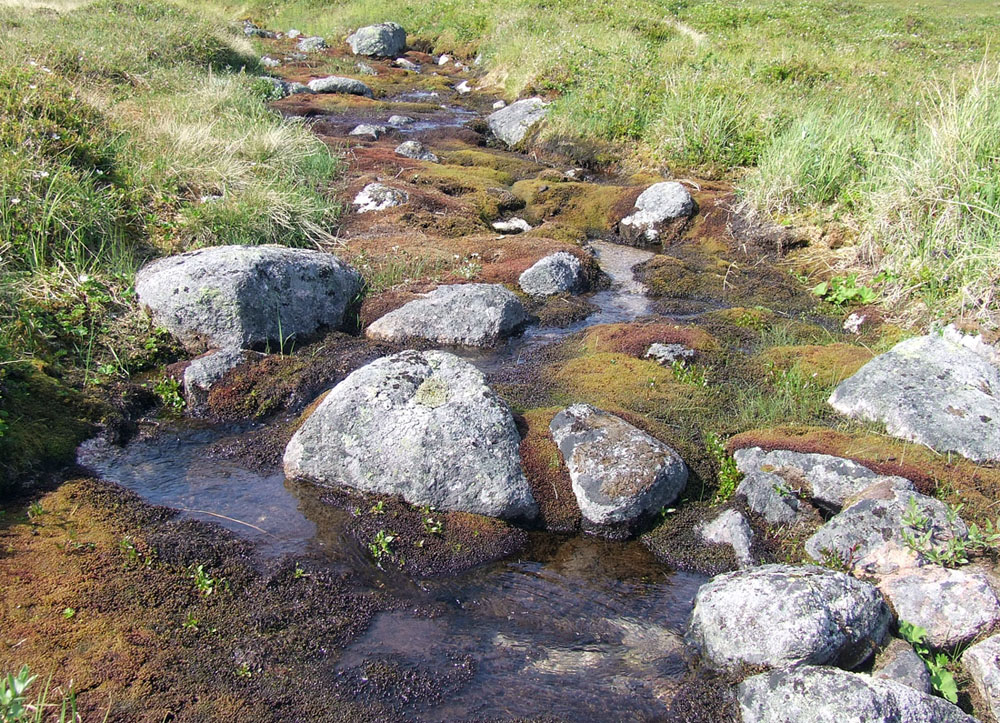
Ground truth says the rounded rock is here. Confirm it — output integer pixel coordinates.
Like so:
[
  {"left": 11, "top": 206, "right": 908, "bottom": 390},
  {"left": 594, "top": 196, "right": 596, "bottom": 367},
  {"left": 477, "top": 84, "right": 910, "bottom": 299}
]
[
  {"left": 518, "top": 252, "right": 585, "bottom": 297},
  {"left": 346, "top": 22, "right": 406, "bottom": 57}
]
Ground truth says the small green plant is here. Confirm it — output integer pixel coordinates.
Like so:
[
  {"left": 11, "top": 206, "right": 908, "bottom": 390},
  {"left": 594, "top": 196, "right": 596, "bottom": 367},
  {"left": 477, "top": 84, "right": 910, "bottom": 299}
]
[
  {"left": 817, "top": 543, "right": 859, "bottom": 573},
  {"left": 901, "top": 498, "right": 1000, "bottom": 567},
  {"left": 26, "top": 502, "right": 44, "bottom": 520},
  {"left": 235, "top": 663, "right": 252, "bottom": 679},
  {"left": 669, "top": 359, "right": 708, "bottom": 387},
  {"left": 153, "top": 377, "right": 185, "bottom": 411},
  {"left": 61, "top": 608, "right": 75, "bottom": 620},
  {"left": 368, "top": 529, "right": 395, "bottom": 566},
  {"left": 369, "top": 500, "right": 385, "bottom": 515},
  {"left": 0, "top": 665, "right": 36, "bottom": 721},
  {"left": 811, "top": 274, "right": 877, "bottom": 307},
  {"left": 421, "top": 506, "right": 443, "bottom": 535},
  {"left": 898, "top": 620, "right": 959, "bottom": 703},
  {"left": 706, "top": 432, "right": 741, "bottom": 503},
  {"left": 182, "top": 612, "right": 200, "bottom": 631},
  {"left": 190, "top": 564, "right": 216, "bottom": 596},
  {"left": 292, "top": 564, "right": 308, "bottom": 579}
]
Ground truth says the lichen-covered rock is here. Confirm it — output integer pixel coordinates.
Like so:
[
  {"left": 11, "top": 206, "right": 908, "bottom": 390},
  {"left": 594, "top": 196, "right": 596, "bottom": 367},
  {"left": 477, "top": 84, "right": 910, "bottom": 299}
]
[
  {"left": 549, "top": 404, "right": 687, "bottom": 529},
  {"left": 296, "top": 36, "right": 326, "bottom": 53},
  {"left": 486, "top": 98, "right": 548, "bottom": 148},
  {"left": 880, "top": 565, "right": 1000, "bottom": 649},
  {"left": 284, "top": 350, "right": 537, "bottom": 520},
  {"left": 804, "top": 482, "right": 967, "bottom": 574},
  {"left": 394, "top": 57, "right": 419, "bottom": 71},
  {"left": 873, "top": 638, "right": 932, "bottom": 694},
  {"left": 365, "top": 284, "right": 527, "bottom": 348},
  {"left": 733, "top": 447, "right": 912, "bottom": 526},
  {"left": 699, "top": 509, "right": 755, "bottom": 568},
  {"left": 353, "top": 183, "right": 408, "bottom": 213},
  {"left": 962, "top": 633, "right": 1000, "bottom": 722},
  {"left": 183, "top": 349, "right": 262, "bottom": 412},
  {"left": 687, "top": 564, "right": 890, "bottom": 670},
  {"left": 306, "top": 76, "right": 373, "bottom": 96},
  {"left": 518, "top": 252, "right": 585, "bottom": 297},
  {"left": 829, "top": 326, "right": 1000, "bottom": 463},
  {"left": 346, "top": 22, "right": 406, "bottom": 57},
  {"left": 738, "top": 666, "right": 977, "bottom": 723},
  {"left": 395, "top": 140, "right": 438, "bottom": 162},
  {"left": 135, "top": 245, "right": 362, "bottom": 352},
  {"left": 260, "top": 77, "right": 312, "bottom": 99},
  {"left": 618, "top": 182, "right": 695, "bottom": 246},
  {"left": 349, "top": 123, "right": 389, "bottom": 139},
  {"left": 645, "top": 343, "right": 695, "bottom": 365}
]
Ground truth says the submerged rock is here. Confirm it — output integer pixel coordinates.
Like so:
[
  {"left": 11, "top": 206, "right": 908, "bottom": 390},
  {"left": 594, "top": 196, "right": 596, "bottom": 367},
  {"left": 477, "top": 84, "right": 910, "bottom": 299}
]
[
  {"left": 395, "top": 140, "right": 438, "bottom": 162},
  {"left": 698, "top": 509, "right": 755, "bottom": 568},
  {"left": 873, "top": 638, "right": 932, "bottom": 694},
  {"left": 487, "top": 98, "right": 549, "bottom": 148},
  {"left": 135, "top": 245, "right": 362, "bottom": 352},
  {"left": 738, "top": 666, "right": 976, "bottom": 723},
  {"left": 306, "top": 76, "right": 373, "bottom": 96},
  {"left": 687, "top": 564, "right": 890, "bottom": 670},
  {"left": 549, "top": 404, "right": 687, "bottom": 530},
  {"left": 284, "top": 350, "right": 537, "bottom": 520},
  {"left": 962, "top": 633, "right": 1000, "bottom": 721},
  {"left": 618, "top": 182, "right": 695, "bottom": 246},
  {"left": 829, "top": 326, "right": 1000, "bottom": 463},
  {"left": 347, "top": 22, "right": 406, "bottom": 57},
  {"left": 518, "top": 252, "right": 585, "bottom": 297},
  {"left": 365, "top": 284, "right": 528, "bottom": 347},
  {"left": 353, "top": 183, "right": 409, "bottom": 213},
  {"left": 880, "top": 564, "right": 1000, "bottom": 649}
]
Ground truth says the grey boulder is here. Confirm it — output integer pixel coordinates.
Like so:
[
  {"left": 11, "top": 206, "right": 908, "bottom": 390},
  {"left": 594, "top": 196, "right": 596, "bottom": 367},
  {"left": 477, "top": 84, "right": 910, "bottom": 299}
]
[
  {"left": 962, "top": 633, "right": 1000, "bottom": 722},
  {"left": 487, "top": 98, "right": 549, "bottom": 148},
  {"left": 260, "top": 77, "right": 312, "bottom": 99},
  {"left": 645, "top": 342, "right": 695, "bottom": 365},
  {"left": 518, "top": 252, "right": 585, "bottom": 297},
  {"left": 283, "top": 350, "right": 536, "bottom": 520},
  {"left": 347, "top": 22, "right": 406, "bottom": 57},
  {"left": 738, "top": 666, "right": 977, "bottom": 723},
  {"left": 549, "top": 404, "right": 687, "bottom": 528},
  {"left": 365, "top": 284, "right": 528, "bottom": 348},
  {"left": 618, "top": 182, "right": 695, "bottom": 246},
  {"left": 699, "top": 509, "right": 755, "bottom": 567},
  {"left": 297, "top": 36, "right": 327, "bottom": 53},
  {"left": 873, "top": 638, "right": 932, "bottom": 694},
  {"left": 395, "top": 140, "right": 438, "bottom": 162},
  {"left": 687, "top": 564, "right": 890, "bottom": 670},
  {"left": 804, "top": 482, "right": 967, "bottom": 574},
  {"left": 829, "top": 326, "right": 1000, "bottom": 463},
  {"left": 353, "top": 183, "right": 409, "bottom": 213},
  {"left": 135, "top": 245, "right": 362, "bottom": 352},
  {"left": 880, "top": 564, "right": 1000, "bottom": 649},
  {"left": 306, "top": 76, "right": 373, "bottom": 96},
  {"left": 183, "top": 348, "right": 262, "bottom": 412},
  {"left": 349, "top": 123, "right": 389, "bottom": 139}
]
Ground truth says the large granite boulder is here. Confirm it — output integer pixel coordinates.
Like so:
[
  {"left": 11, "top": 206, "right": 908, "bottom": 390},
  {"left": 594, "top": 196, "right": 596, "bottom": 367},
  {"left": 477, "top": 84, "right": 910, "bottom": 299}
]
[
  {"left": 135, "top": 245, "right": 362, "bottom": 352},
  {"left": 687, "top": 564, "right": 890, "bottom": 670},
  {"left": 518, "top": 252, "right": 586, "bottom": 297},
  {"left": 306, "top": 76, "right": 373, "bottom": 96},
  {"left": 829, "top": 326, "right": 1000, "bottom": 463},
  {"left": 804, "top": 481, "right": 967, "bottom": 574},
  {"left": 284, "top": 350, "right": 537, "bottom": 520},
  {"left": 487, "top": 98, "right": 549, "bottom": 148},
  {"left": 365, "top": 284, "right": 528, "bottom": 347},
  {"left": 347, "top": 22, "right": 406, "bottom": 57},
  {"left": 549, "top": 404, "right": 687, "bottom": 529},
  {"left": 617, "top": 182, "right": 695, "bottom": 246},
  {"left": 738, "top": 666, "right": 977, "bottom": 723}
]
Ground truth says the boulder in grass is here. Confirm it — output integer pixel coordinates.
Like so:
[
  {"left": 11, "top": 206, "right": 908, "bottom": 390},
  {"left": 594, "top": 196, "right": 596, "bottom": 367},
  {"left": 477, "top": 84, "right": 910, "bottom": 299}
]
[
  {"left": 135, "top": 245, "right": 362, "bottom": 352},
  {"left": 486, "top": 98, "right": 549, "bottom": 148},
  {"left": 687, "top": 564, "right": 890, "bottom": 671},
  {"left": 395, "top": 140, "right": 438, "bottom": 162},
  {"left": 618, "top": 182, "right": 695, "bottom": 246},
  {"left": 306, "top": 76, "right": 373, "bottom": 97},
  {"left": 549, "top": 404, "right": 687, "bottom": 529},
  {"left": 829, "top": 326, "right": 1000, "bottom": 463},
  {"left": 297, "top": 36, "right": 327, "bottom": 53},
  {"left": 284, "top": 350, "right": 537, "bottom": 520},
  {"left": 365, "top": 284, "right": 528, "bottom": 348},
  {"left": 347, "top": 22, "right": 406, "bottom": 57}
]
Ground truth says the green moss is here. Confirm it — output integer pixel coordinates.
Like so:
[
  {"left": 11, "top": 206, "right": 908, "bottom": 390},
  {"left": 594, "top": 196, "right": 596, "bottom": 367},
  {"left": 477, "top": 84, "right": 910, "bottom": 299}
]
[
  {"left": 762, "top": 343, "right": 874, "bottom": 386},
  {"left": 511, "top": 179, "right": 634, "bottom": 236}
]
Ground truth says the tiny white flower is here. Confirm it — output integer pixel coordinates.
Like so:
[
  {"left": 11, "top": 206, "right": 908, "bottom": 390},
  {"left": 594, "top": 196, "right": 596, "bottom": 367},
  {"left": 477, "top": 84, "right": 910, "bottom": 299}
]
[
  {"left": 79, "top": 273, "right": 90, "bottom": 283},
  {"left": 28, "top": 84, "right": 37, "bottom": 90},
  {"left": 51, "top": 133, "right": 60, "bottom": 140},
  {"left": 10, "top": 198, "right": 21, "bottom": 205}
]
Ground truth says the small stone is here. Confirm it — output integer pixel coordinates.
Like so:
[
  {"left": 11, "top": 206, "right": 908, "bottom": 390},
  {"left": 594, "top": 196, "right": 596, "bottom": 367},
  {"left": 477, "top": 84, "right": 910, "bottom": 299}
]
[
  {"left": 394, "top": 57, "right": 419, "bottom": 71},
  {"left": 491, "top": 217, "right": 532, "bottom": 234},
  {"left": 297, "top": 36, "right": 327, "bottom": 53},
  {"left": 306, "top": 76, "right": 373, "bottom": 96},
  {"left": 395, "top": 140, "right": 438, "bottom": 162},
  {"left": 880, "top": 565, "right": 1000, "bottom": 649},
  {"left": 243, "top": 21, "right": 276, "bottom": 38},
  {"left": 353, "top": 183, "right": 408, "bottom": 213},
  {"left": 698, "top": 509, "right": 755, "bottom": 567},
  {"left": 962, "top": 633, "right": 1000, "bottom": 722},
  {"left": 873, "top": 638, "right": 932, "bottom": 694},
  {"left": 286, "top": 29, "right": 301, "bottom": 39},
  {"left": 365, "top": 284, "right": 527, "bottom": 348},
  {"left": 618, "top": 181, "right": 695, "bottom": 246},
  {"left": 843, "top": 312, "right": 866, "bottom": 334},
  {"left": 388, "top": 115, "right": 414, "bottom": 126},
  {"left": 550, "top": 404, "right": 687, "bottom": 529},
  {"left": 438, "top": 54, "right": 452, "bottom": 65},
  {"left": 492, "top": 100, "right": 507, "bottom": 110},
  {"left": 518, "top": 252, "right": 585, "bottom": 297},
  {"left": 259, "top": 77, "right": 312, "bottom": 99},
  {"left": 349, "top": 123, "right": 389, "bottom": 140},
  {"left": 487, "top": 97, "right": 549, "bottom": 147},
  {"left": 356, "top": 61, "right": 377, "bottom": 76},
  {"left": 455, "top": 80, "right": 472, "bottom": 94},
  {"left": 347, "top": 22, "right": 406, "bottom": 57},
  {"left": 183, "top": 349, "right": 262, "bottom": 412},
  {"left": 645, "top": 343, "right": 696, "bottom": 365},
  {"left": 260, "top": 56, "right": 280, "bottom": 68},
  {"left": 687, "top": 564, "right": 891, "bottom": 671}
]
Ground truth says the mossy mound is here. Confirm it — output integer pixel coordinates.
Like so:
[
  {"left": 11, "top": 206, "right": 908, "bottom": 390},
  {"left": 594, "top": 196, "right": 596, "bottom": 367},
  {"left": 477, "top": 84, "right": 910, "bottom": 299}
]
[
  {"left": 517, "top": 408, "right": 581, "bottom": 532},
  {"left": 511, "top": 179, "right": 637, "bottom": 237},
  {"left": 580, "top": 321, "right": 718, "bottom": 357},
  {"left": 762, "top": 343, "right": 875, "bottom": 386}
]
